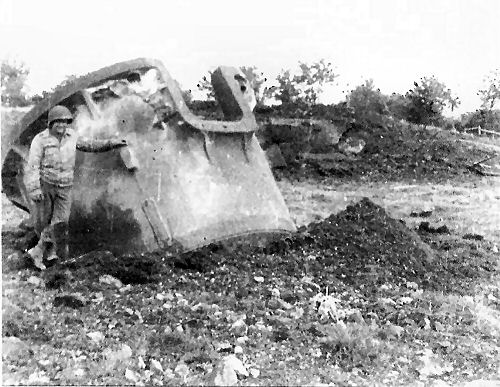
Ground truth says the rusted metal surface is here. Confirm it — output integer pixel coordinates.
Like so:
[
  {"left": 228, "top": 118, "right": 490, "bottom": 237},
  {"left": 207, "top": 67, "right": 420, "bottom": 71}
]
[{"left": 2, "top": 58, "right": 296, "bottom": 254}]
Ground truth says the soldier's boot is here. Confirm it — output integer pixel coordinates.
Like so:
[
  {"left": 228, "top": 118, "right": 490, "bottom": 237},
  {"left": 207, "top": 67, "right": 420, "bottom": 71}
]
[
  {"left": 54, "top": 222, "right": 69, "bottom": 262},
  {"left": 27, "top": 243, "right": 46, "bottom": 270},
  {"left": 45, "top": 243, "right": 59, "bottom": 262}
]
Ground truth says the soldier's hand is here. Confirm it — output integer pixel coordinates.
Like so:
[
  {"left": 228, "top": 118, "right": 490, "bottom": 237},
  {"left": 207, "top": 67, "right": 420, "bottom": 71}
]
[{"left": 31, "top": 192, "right": 43, "bottom": 202}]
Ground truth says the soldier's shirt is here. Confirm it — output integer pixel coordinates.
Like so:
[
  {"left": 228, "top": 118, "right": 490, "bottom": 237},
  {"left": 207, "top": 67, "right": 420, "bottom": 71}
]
[{"left": 25, "top": 128, "right": 115, "bottom": 194}]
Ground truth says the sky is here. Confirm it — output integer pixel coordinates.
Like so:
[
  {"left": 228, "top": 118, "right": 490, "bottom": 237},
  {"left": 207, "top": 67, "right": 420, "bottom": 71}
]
[{"left": 1, "top": 0, "right": 499, "bottom": 116}]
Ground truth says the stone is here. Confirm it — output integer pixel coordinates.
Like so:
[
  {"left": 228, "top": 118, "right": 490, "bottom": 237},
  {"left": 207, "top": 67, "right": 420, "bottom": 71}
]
[
  {"left": 207, "top": 355, "right": 248, "bottom": 386},
  {"left": 87, "top": 331, "right": 105, "bottom": 343},
  {"left": 338, "top": 137, "right": 366, "bottom": 155},
  {"left": 99, "top": 274, "right": 123, "bottom": 288},
  {"left": 27, "top": 275, "right": 43, "bottom": 286},
  {"left": 2, "top": 336, "right": 30, "bottom": 358},
  {"left": 150, "top": 358, "right": 164, "bottom": 373},
  {"left": 104, "top": 344, "right": 133, "bottom": 368}
]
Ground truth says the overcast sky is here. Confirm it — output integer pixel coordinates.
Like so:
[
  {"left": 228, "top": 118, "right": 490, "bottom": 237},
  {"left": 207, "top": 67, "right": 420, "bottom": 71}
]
[{"left": 1, "top": 0, "right": 499, "bottom": 115}]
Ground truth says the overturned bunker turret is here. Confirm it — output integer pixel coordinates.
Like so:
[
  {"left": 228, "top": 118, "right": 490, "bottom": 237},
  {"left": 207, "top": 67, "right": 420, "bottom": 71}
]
[{"left": 2, "top": 58, "right": 296, "bottom": 254}]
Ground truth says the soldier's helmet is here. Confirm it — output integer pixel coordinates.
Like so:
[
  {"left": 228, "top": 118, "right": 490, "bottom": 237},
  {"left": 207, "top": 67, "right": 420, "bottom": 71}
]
[{"left": 48, "top": 105, "right": 73, "bottom": 125}]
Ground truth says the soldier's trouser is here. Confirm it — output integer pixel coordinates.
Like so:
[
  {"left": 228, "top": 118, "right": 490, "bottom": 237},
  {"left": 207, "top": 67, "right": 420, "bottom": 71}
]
[{"left": 32, "top": 181, "right": 72, "bottom": 260}]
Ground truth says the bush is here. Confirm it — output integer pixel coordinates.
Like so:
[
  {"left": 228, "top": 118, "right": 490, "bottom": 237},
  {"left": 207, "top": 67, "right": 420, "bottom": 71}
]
[
  {"left": 347, "top": 80, "right": 389, "bottom": 129},
  {"left": 460, "top": 109, "right": 500, "bottom": 133}
]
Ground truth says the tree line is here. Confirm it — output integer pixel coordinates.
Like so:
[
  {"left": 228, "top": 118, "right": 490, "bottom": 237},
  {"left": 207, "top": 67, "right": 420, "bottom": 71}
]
[{"left": 2, "top": 58, "right": 499, "bottom": 132}]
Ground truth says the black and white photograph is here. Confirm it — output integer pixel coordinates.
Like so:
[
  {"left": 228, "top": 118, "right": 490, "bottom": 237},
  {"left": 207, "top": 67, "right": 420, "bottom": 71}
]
[{"left": 1, "top": 0, "right": 499, "bottom": 385}]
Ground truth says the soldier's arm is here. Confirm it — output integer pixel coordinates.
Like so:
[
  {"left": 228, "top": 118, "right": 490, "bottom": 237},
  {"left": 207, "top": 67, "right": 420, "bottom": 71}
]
[
  {"left": 25, "top": 135, "right": 43, "bottom": 197},
  {"left": 76, "top": 136, "right": 127, "bottom": 152}
]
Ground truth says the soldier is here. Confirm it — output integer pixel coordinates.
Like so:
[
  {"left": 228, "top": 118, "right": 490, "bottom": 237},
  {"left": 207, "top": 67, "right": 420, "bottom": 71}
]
[{"left": 25, "top": 105, "right": 128, "bottom": 270}]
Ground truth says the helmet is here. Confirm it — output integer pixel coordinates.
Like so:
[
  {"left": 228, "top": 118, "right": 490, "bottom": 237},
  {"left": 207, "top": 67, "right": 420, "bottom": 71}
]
[{"left": 48, "top": 105, "right": 73, "bottom": 125}]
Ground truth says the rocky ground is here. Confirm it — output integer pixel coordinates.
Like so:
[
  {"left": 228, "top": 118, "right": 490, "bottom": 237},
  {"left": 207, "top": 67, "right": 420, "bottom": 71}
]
[{"left": 2, "top": 117, "right": 500, "bottom": 386}]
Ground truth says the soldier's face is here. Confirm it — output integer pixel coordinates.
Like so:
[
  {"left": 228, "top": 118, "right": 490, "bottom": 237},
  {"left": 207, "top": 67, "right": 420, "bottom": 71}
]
[{"left": 50, "top": 120, "right": 70, "bottom": 136}]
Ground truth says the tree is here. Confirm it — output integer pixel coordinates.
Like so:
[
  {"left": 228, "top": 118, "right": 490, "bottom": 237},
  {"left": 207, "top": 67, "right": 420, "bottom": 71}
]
[
  {"left": 239, "top": 66, "right": 268, "bottom": 106},
  {"left": 387, "top": 93, "right": 409, "bottom": 121},
  {"left": 347, "top": 79, "right": 388, "bottom": 128},
  {"left": 478, "top": 69, "right": 500, "bottom": 110},
  {"left": 1, "top": 59, "right": 30, "bottom": 106},
  {"left": 405, "top": 76, "right": 460, "bottom": 126},
  {"left": 197, "top": 71, "right": 215, "bottom": 100},
  {"left": 197, "top": 66, "right": 268, "bottom": 105},
  {"left": 273, "top": 59, "right": 338, "bottom": 107}
]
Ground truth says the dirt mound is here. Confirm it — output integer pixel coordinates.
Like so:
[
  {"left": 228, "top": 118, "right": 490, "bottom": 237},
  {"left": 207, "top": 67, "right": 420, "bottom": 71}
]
[
  {"left": 173, "top": 197, "right": 496, "bottom": 292},
  {"left": 265, "top": 198, "right": 435, "bottom": 285},
  {"left": 281, "top": 124, "right": 494, "bottom": 182}
]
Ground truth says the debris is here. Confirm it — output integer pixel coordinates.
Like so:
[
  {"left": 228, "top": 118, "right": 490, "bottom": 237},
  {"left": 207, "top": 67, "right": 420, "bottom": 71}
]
[
  {"left": 338, "top": 137, "right": 366, "bottom": 155},
  {"left": 87, "top": 331, "right": 105, "bottom": 343},
  {"left": 2, "top": 337, "right": 30, "bottom": 358},
  {"left": 230, "top": 319, "right": 248, "bottom": 336},
  {"left": 207, "top": 355, "right": 248, "bottom": 386},
  {"left": 150, "top": 358, "right": 164, "bottom": 373},
  {"left": 104, "top": 344, "right": 133, "bottom": 367},
  {"left": 53, "top": 293, "right": 86, "bottom": 308},
  {"left": 27, "top": 275, "right": 43, "bottom": 286},
  {"left": 174, "top": 362, "right": 190, "bottom": 379},
  {"left": 125, "top": 368, "right": 140, "bottom": 383},
  {"left": 249, "top": 368, "right": 260, "bottom": 378},
  {"left": 99, "top": 274, "right": 123, "bottom": 288},
  {"left": 417, "top": 349, "right": 453, "bottom": 378},
  {"left": 28, "top": 371, "right": 51, "bottom": 384},
  {"left": 384, "top": 323, "right": 404, "bottom": 339}
]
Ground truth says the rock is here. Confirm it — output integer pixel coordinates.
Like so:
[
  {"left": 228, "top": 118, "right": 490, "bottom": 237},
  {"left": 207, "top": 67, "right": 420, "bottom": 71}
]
[
  {"left": 87, "top": 331, "right": 105, "bottom": 343},
  {"left": 174, "top": 362, "right": 190, "bottom": 379},
  {"left": 230, "top": 319, "right": 247, "bottom": 336},
  {"left": 338, "top": 137, "right": 365, "bottom": 155},
  {"left": 234, "top": 345, "right": 243, "bottom": 354},
  {"left": 53, "top": 293, "right": 86, "bottom": 308},
  {"left": 265, "top": 144, "right": 287, "bottom": 168},
  {"left": 254, "top": 276, "right": 264, "bottom": 283},
  {"left": 28, "top": 371, "right": 50, "bottom": 384},
  {"left": 99, "top": 274, "right": 123, "bottom": 288},
  {"left": 125, "top": 368, "right": 140, "bottom": 383},
  {"left": 150, "top": 358, "right": 164, "bottom": 373},
  {"left": 207, "top": 355, "right": 248, "bottom": 386},
  {"left": 236, "top": 336, "right": 248, "bottom": 344},
  {"left": 27, "top": 275, "right": 43, "bottom": 286},
  {"left": 104, "top": 344, "right": 133, "bottom": 367},
  {"left": 249, "top": 368, "right": 260, "bottom": 378},
  {"left": 2, "top": 336, "right": 30, "bottom": 358},
  {"left": 384, "top": 323, "right": 404, "bottom": 339}
]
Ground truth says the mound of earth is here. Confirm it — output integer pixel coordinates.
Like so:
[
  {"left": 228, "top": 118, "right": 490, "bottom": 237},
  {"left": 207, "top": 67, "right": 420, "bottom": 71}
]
[
  {"left": 279, "top": 123, "right": 494, "bottom": 181},
  {"left": 176, "top": 198, "right": 495, "bottom": 292}
]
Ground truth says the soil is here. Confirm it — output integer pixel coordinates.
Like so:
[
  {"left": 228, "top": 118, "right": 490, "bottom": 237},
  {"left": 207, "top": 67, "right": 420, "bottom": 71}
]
[{"left": 2, "top": 112, "right": 500, "bottom": 385}]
